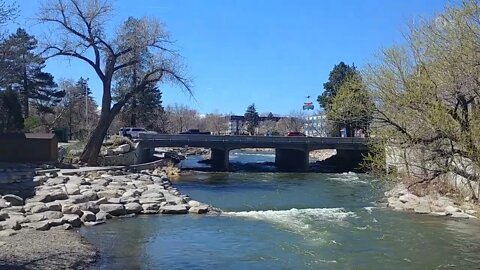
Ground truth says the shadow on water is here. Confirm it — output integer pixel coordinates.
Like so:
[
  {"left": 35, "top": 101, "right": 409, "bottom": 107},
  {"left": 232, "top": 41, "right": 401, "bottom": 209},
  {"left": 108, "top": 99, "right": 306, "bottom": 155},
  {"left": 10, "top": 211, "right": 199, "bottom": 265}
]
[{"left": 179, "top": 148, "right": 366, "bottom": 173}]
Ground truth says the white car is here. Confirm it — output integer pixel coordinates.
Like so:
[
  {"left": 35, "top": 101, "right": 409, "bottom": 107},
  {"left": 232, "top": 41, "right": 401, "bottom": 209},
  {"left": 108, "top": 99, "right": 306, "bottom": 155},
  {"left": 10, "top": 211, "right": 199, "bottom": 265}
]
[{"left": 119, "top": 127, "right": 157, "bottom": 139}]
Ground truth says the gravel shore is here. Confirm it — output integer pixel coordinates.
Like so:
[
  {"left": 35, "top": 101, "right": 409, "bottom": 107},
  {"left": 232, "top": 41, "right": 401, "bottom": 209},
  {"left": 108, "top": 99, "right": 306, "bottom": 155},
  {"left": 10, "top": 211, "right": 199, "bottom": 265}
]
[{"left": 0, "top": 229, "right": 97, "bottom": 269}]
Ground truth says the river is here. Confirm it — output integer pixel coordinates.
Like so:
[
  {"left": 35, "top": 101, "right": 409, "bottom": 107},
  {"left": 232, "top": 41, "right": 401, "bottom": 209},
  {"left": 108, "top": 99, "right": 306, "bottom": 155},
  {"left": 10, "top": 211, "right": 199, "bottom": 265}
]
[{"left": 82, "top": 150, "right": 480, "bottom": 269}]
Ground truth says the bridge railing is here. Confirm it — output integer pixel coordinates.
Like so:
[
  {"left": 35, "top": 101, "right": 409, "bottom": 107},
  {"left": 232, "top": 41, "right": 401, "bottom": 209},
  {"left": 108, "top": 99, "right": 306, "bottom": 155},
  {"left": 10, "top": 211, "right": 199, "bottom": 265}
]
[{"left": 138, "top": 133, "right": 367, "bottom": 145}]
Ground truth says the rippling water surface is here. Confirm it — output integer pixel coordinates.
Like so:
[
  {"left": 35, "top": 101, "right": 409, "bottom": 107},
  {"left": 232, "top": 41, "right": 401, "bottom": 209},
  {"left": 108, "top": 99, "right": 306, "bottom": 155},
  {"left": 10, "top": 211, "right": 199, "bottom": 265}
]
[{"left": 82, "top": 152, "right": 480, "bottom": 269}]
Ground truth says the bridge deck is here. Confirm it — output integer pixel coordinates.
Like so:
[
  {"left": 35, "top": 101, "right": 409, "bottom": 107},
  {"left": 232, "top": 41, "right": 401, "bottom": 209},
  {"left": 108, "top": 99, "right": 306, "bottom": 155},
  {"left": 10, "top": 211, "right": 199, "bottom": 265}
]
[{"left": 138, "top": 134, "right": 368, "bottom": 151}]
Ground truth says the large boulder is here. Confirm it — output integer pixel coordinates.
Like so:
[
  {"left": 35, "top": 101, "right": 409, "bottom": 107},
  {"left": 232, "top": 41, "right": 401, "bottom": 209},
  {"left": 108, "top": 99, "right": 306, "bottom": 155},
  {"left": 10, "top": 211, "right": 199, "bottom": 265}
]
[
  {"left": 63, "top": 183, "right": 81, "bottom": 195},
  {"left": 77, "top": 202, "right": 100, "bottom": 214},
  {"left": 99, "top": 204, "right": 126, "bottom": 216},
  {"left": 80, "top": 211, "right": 96, "bottom": 222},
  {"left": 107, "top": 197, "right": 128, "bottom": 204},
  {"left": 45, "top": 201, "right": 62, "bottom": 212},
  {"left": 165, "top": 195, "right": 186, "bottom": 205},
  {"left": 28, "top": 221, "right": 51, "bottom": 231},
  {"left": 66, "top": 176, "right": 86, "bottom": 185},
  {"left": 414, "top": 203, "right": 431, "bottom": 214},
  {"left": 445, "top": 205, "right": 461, "bottom": 214},
  {"left": 63, "top": 214, "right": 82, "bottom": 227},
  {"left": 50, "top": 190, "right": 69, "bottom": 201},
  {"left": 91, "top": 179, "right": 110, "bottom": 187},
  {"left": 141, "top": 203, "right": 160, "bottom": 211},
  {"left": 159, "top": 205, "right": 188, "bottom": 214},
  {"left": 97, "top": 190, "right": 120, "bottom": 199},
  {"left": 188, "top": 200, "right": 202, "bottom": 208},
  {"left": 30, "top": 204, "right": 49, "bottom": 214},
  {"left": 7, "top": 215, "right": 29, "bottom": 225},
  {"left": 94, "top": 198, "right": 108, "bottom": 205},
  {"left": 31, "top": 193, "right": 53, "bottom": 203},
  {"left": 125, "top": 203, "right": 142, "bottom": 214},
  {"left": 0, "top": 220, "right": 20, "bottom": 230},
  {"left": 114, "top": 144, "right": 131, "bottom": 154},
  {"left": 122, "top": 189, "right": 141, "bottom": 198},
  {"left": 1, "top": 206, "right": 25, "bottom": 214},
  {"left": 46, "top": 177, "right": 68, "bottom": 186},
  {"left": 2, "top": 194, "right": 24, "bottom": 206},
  {"left": 62, "top": 204, "right": 83, "bottom": 216},
  {"left": 27, "top": 213, "right": 47, "bottom": 223},
  {"left": 95, "top": 211, "right": 111, "bottom": 222},
  {"left": 69, "top": 195, "right": 91, "bottom": 204},
  {"left": 0, "top": 198, "right": 8, "bottom": 209},
  {"left": 102, "top": 148, "right": 114, "bottom": 156},
  {"left": 80, "top": 190, "right": 99, "bottom": 201},
  {"left": 399, "top": 193, "right": 419, "bottom": 204},
  {"left": 49, "top": 218, "right": 67, "bottom": 227},
  {"left": 139, "top": 197, "right": 165, "bottom": 204},
  {"left": 23, "top": 202, "right": 43, "bottom": 212},
  {"left": 0, "top": 212, "right": 8, "bottom": 221},
  {"left": 188, "top": 205, "right": 209, "bottom": 214},
  {"left": 0, "top": 229, "right": 17, "bottom": 237},
  {"left": 33, "top": 176, "right": 48, "bottom": 186},
  {"left": 142, "top": 189, "right": 165, "bottom": 197},
  {"left": 43, "top": 211, "right": 64, "bottom": 220}
]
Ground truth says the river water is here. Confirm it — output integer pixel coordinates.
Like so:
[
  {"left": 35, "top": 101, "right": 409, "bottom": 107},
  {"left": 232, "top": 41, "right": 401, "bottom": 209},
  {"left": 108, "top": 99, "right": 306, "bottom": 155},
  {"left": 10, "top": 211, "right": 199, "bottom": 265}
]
[{"left": 82, "top": 151, "right": 480, "bottom": 269}]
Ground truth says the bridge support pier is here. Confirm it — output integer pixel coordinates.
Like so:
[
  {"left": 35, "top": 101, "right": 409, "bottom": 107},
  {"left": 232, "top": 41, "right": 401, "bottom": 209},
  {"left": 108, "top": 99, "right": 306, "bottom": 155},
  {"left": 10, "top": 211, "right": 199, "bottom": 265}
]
[
  {"left": 334, "top": 149, "right": 368, "bottom": 170},
  {"left": 275, "top": 149, "right": 309, "bottom": 172},
  {"left": 211, "top": 148, "right": 229, "bottom": 171}
]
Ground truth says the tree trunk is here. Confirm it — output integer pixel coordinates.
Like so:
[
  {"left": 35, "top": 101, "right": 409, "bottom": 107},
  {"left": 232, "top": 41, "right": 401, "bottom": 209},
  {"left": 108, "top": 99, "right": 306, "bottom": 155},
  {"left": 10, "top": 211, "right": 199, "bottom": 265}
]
[
  {"left": 130, "top": 97, "right": 137, "bottom": 126},
  {"left": 22, "top": 66, "right": 29, "bottom": 118},
  {"left": 79, "top": 110, "right": 117, "bottom": 165}
]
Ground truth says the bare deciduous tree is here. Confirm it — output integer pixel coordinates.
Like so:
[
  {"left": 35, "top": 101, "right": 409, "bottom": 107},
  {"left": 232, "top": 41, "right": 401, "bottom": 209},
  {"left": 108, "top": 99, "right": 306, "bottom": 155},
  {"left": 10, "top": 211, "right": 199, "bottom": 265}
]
[
  {"left": 202, "top": 113, "right": 228, "bottom": 135},
  {"left": 165, "top": 104, "right": 199, "bottom": 134},
  {"left": 275, "top": 110, "right": 306, "bottom": 135},
  {"left": 38, "top": 0, "right": 190, "bottom": 164}
]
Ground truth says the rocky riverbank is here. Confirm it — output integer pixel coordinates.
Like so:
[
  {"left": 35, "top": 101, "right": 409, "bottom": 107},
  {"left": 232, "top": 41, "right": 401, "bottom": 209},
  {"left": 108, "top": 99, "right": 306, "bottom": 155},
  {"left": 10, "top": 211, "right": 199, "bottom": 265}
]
[
  {"left": 0, "top": 166, "right": 215, "bottom": 268},
  {"left": 385, "top": 182, "right": 478, "bottom": 219}
]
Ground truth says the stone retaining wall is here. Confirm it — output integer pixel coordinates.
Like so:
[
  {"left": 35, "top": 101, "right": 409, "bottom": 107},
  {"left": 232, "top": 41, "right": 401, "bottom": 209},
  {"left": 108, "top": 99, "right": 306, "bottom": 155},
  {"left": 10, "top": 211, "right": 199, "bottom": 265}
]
[
  {"left": 385, "top": 146, "right": 479, "bottom": 198},
  {"left": 0, "top": 164, "right": 35, "bottom": 198}
]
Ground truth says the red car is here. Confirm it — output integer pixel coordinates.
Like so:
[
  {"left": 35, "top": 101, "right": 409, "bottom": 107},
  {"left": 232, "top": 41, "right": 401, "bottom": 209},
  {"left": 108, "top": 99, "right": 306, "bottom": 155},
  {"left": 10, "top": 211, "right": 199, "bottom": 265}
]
[{"left": 287, "top": 132, "right": 306, "bottom": 136}]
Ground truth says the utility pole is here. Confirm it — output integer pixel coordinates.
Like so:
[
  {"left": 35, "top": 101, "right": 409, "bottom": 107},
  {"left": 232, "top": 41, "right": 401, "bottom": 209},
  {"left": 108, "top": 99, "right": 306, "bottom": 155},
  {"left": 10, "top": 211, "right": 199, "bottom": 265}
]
[
  {"left": 303, "top": 95, "right": 314, "bottom": 136},
  {"left": 82, "top": 78, "right": 90, "bottom": 137}
]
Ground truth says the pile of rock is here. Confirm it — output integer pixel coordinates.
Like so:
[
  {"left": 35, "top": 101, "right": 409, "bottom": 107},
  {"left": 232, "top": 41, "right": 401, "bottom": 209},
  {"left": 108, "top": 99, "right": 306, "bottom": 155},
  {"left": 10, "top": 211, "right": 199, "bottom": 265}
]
[
  {"left": 386, "top": 183, "right": 478, "bottom": 219},
  {"left": 0, "top": 168, "right": 213, "bottom": 235},
  {"left": 100, "top": 143, "right": 132, "bottom": 156}
]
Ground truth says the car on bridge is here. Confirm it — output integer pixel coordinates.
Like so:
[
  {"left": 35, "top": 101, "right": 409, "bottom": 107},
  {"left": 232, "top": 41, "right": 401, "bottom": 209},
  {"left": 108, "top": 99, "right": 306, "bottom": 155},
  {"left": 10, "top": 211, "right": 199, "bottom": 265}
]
[
  {"left": 179, "top": 129, "right": 211, "bottom": 135},
  {"left": 287, "top": 131, "right": 306, "bottom": 137},
  {"left": 119, "top": 127, "right": 157, "bottom": 139}
]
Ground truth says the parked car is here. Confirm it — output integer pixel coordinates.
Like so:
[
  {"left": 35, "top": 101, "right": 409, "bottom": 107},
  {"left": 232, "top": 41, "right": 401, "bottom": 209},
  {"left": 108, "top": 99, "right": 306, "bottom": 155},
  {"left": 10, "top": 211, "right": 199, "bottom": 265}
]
[
  {"left": 287, "top": 131, "right": 306, "bottom": 137},
  {"left": 179, "top": 129, "right": 211, "bottom": 135},
  {"left": 119, "top": 127, "right": 157, "bottom": 139}
]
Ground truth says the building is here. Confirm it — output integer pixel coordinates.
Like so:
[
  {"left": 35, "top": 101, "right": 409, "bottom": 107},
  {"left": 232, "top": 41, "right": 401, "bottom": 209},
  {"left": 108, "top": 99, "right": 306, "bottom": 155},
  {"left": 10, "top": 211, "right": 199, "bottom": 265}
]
[{"left": 304, "top": 114, "right": 327, "bottom": 137}]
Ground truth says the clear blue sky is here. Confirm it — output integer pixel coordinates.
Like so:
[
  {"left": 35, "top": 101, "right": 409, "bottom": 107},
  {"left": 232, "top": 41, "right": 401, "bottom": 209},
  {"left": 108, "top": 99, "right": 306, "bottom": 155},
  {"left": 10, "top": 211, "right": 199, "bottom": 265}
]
[{"left": 10, "top": 0, "right": 449, "bottom": 115}]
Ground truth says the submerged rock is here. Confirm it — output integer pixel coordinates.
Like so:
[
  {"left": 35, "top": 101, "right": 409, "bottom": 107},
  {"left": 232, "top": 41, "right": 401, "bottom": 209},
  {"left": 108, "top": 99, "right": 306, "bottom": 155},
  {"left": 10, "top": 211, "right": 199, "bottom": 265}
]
[
  {"left": 125, "top": 203, "right": 142, "bottom": 214},
  {"left": 159, "top": 205, "right": 188, "bottom": 214}
]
